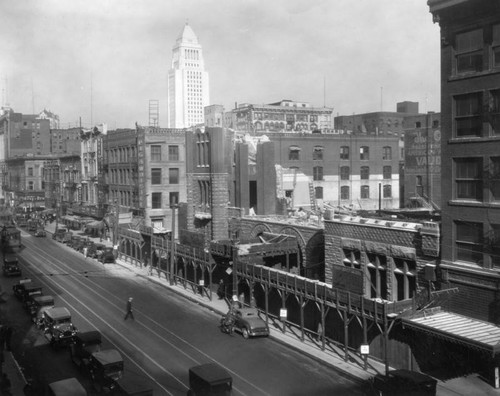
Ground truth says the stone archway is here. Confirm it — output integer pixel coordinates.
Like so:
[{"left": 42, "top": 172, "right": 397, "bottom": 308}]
[{"left": 305, "top": 231, "right": 325, "bottom": 281}]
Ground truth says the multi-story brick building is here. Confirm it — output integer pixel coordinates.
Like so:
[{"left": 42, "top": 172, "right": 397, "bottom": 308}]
[
  {"left": 252, "top": 132, "right": 401, "bottom": 214},
  {"left": 225, "top": 100, "right": 334, "bottom": 134},
  {"left": 428, "top": 0, "right": 500, "bottom": 324}
]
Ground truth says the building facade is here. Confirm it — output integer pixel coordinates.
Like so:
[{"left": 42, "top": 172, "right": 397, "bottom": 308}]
[
  {"left": 429, "top": 0, "right": 500, "bottom": 323},
  {"left": 225, "top": 100, "right": 334, "bottom": 134},
  {"left": 167, "top": 23, "right": 210, "bottom": 128}
]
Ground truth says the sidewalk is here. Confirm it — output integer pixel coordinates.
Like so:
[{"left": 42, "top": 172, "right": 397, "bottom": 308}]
[{"left": 38, "top": 222, "right": 500, "bottom": 395}]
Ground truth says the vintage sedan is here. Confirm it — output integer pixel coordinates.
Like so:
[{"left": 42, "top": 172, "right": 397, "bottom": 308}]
[{"left": 232, "top": 307, "right": 269, "bottom": 339}]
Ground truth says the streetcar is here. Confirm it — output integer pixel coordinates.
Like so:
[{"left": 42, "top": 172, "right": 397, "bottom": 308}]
[{"left": 0, "top": 223, "right": 21, "bottom": 253}]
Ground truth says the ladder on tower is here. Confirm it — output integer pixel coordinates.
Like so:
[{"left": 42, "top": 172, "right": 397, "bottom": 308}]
[{"left": 308, "top": 181, "right": 317, "bottom": 212}]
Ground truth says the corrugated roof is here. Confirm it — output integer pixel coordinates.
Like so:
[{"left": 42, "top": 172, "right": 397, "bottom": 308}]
[{"left": 403, "top": 311, "right": 500, "bottom": 355}]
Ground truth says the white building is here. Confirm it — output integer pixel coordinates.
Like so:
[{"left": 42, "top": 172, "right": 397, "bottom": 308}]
[{"left": 167, "top": 23, "right": 210, "bottom": 129}]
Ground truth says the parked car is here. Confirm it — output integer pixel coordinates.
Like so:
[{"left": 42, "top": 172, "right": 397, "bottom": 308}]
[
  {"left": 369, "top": 369, "right": 437, "bottom": 396},
  {"left": 47, "top": 377, "right": 87, "bottom": 396},
  {"left": 99, "top": 247, "right": 116, "bottom": 263},
  {"left": 88, "top": 243, "right": 106, "bottom": 259},
  {"left": 42, "top": 306, "right": 78, "bottom": 348},
  {"left": 188, "top": 363, "right": 232, "bottom": 396},
  {"left": 13, "top": 278, "right": 32, "bottom": 299},
  {"left": 88, "top": 349, "right": 124, "bottom": 393},
  {"left": 17, "top": 282, "right": 43, "bottom": 306},
  {"left": 3, "top": 255, "right": 21, "bottom": 277},
  {"left": 62, "top": 231, "right": 73, "bottom": 244},
  {"left": 113, "top": 369, "right": 154, "bottom": 396},
  {"left": 231, "top": 307, "right": 269, "bottom": 339},
  {"left": 52, "top": 228, "right": 68, "bottom": 242},
  {"left": 70, "top": 330, "right": 102, "bottom": 370},
  {"left": 29, "top": 295, "right": 55, "bottom": 326},
  {"left": 34, "top": 227, "right": 46, "bottom": 237}
]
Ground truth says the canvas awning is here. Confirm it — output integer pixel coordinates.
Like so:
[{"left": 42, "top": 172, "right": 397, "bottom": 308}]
[
  {"left": 402, "top": 310, "right": 500, "bottom": 355},
  {"left": 86, "top": 220, "right": 106, "bottom": 230}
]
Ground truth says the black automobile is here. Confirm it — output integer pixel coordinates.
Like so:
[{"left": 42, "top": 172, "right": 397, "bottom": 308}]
[
  {"left": 369, "top": 369, "right": 437, "bottom": 396},
  {"left": 99, "top": 247, "right": 115, "bottom": 264},
  {"left": 3, "top": 255, "right": 21, "bottom": 277},
  {"left": 188, "top": 363, "right": 232, "bottom": 396}
]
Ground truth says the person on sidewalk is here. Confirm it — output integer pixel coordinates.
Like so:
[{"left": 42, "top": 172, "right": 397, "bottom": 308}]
[
  {"left": 124, "top": 297, "right": 134, "bottom": 320},
  {"left": 217, "top": 279, "right": 225, "bottom": 300}
]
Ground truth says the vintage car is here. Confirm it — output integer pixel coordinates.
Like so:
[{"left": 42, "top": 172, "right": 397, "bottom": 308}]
[
  {"left": 231, "top": 307, "right": 269, "bottom": 339},
  {"left": 70, "top": 330, "right": 102, "bottom": 370},
  {"left": 88, "top": 243, "right": 106, "bottom": 259},
  {"left": 188, "top": 363, "right": 232, "bottom": 396},
  {"left": 52, "top": 228, "right": 68, "bottom": 242},
  {"left": 99, "top": 247, "right": 116, "bottom": 264},
  {"left": 369, "top": 369, "right": 437, "bottom": 396},
  {"left": 62, "top": 230, "right": 74, "bottom": 244},
  {"left": 21, "top": 283, "right": 43, "bottom": 311},
  {"left": 29, "top": 295, "right": 55, "bottom": 326},
  {"left": 13, "top": 278, "right": 32, "bottom": 298},
  {"left": 88, "top": 349, "right": 124, "bottom": 392},
  {"left": 34, "top": 227, "right": 46, "bottom": 237},
  {"left": 47, "top": 377, "right": 87, "bottom": 396},
  {"left": 3, "top": 255, "right": 21, "bottom": 277},
  {"left": 43, "top": 306, "right": 78, "bottom": 348}
]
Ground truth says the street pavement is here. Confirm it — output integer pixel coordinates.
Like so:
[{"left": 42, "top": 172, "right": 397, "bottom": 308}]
[{"left": 3, "top": 222, "right": 500, "bottom": 395}]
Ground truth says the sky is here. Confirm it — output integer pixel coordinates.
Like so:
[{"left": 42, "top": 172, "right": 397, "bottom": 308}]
[{"left": 0, "top": 0, "right": 441, "bottom": 130}]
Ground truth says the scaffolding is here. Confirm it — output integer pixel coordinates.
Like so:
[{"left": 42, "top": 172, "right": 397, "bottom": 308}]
[{"left": 148, "top": 100, "right": 159, "bottom": 128}]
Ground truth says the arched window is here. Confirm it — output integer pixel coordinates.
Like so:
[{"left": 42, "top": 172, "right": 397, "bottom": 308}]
[{"left": 383, "top": 184, "right": 392, "bottom": 198}]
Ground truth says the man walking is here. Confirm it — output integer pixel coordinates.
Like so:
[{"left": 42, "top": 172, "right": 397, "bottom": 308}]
[{"left": 124, "top": 297, "right": 134, "bottom": 320}]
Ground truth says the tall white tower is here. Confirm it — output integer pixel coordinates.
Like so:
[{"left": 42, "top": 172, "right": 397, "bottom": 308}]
[{"left": 167, "top": 23, "right": 210, "bottom": 128}]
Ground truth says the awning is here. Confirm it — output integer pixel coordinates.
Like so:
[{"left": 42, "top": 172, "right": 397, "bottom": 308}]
[
  {"left": 86, "top": 220, "right": 106, "bottom": 230},
  {"left": 402, "top": 310, "right": 500, "bottom": 355}
]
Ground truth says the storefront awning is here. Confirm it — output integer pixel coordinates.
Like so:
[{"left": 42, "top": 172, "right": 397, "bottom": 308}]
[{"left": 402, "top": 310, "right": 500, "bottom": 355}]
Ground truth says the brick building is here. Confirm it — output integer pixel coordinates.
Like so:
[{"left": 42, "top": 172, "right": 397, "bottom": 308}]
[{"left": 429, "top": 0, "right": 500, "bottom": 323}]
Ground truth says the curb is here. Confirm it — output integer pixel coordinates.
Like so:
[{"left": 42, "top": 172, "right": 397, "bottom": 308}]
[{"left": 128, "top": 263, "right": 371, "bottom": 387}]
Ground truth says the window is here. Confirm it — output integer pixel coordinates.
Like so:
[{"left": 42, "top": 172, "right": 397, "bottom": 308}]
[
  {"left": 455, "top": 29, "right": 483, "bottom": 74},
  {"left": 489, "top": 89, "right": 500, "bottom": 135},
  {"left": 492, "top": 157, "right": 500, "bottom": 201},
  {"left": 361, "top": 185, "right": 370, "bottom": 199},
  {"left": 494, "top": 25, "right": 500, "bottom": 68},
  {"left": 151, "top": 168, "right": 161, "bottom": 185},
  {"left": 456, "top": 221, "right": 483, "bottom": 264},
  {"left": 27, "top": 167, "right": 33, "bottom": 177},
  {"left": 343, "top": 249, "right": 361, "bottom": 268},
  {"left": 383, "top": 184, "right": 392, "bottom": 198},
  {"left": 152, "top": 192, "right": 162, "bottom": 209},
  {"left": 455, "top": 158, "right": 482, "bottom": 200},
  {"left": 340, "top": 186, "right": 349, "bottom": 200},
  {"left": 367, "top": 253, "right": 388, "bottom": 300},
  {"left": 491, "top": 224, "right": 500, "bottom": 268},
  {"left": 340, "top": 166, "right": 350, "bottom": 180},
  {"left": 151, "top": 145, "right": 162, "bottom": 161},
  {"left": 383, "top": 146, "right": 392, "bottom": 160},
  {"left": 169, "top": 168, "right": 179, "bottom": 184},
  {"left": 340, "top": 146, "right": 349, "bottom": 160},
  {"left": 360, "top": 146, "right": 369, "bottom": 160},
  {"left": 313, "top": 166, "right": 323, "bottom": 181},
  {"left": 315, "top": 187, "right": 323, "bottom": 199},
  {"left": 361, "top": 166, "right": 370, "bottom": 180},
  {"left": 394, "top": 258, "right": 416, "bottom": 301},
  {"left": 455, "top": 93, "right": 483, "bottom": 137},
  {"left": 169, "top": 192, "right": 179, "bottom": 206},
  {"left": 383, "top": 166, "right": 392, "bottom": 179},
  {"left": 313, "top": 146, "right": 323, "bottom": 160},
  {"left": 289, "top": 146, "right": 300, "bottom": 161},
  {"left": 28, "top": 181, "right": 34, "bottom": 190},
  {"left": 169, "top": 145, "right": 179, "bottom": 161}
]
